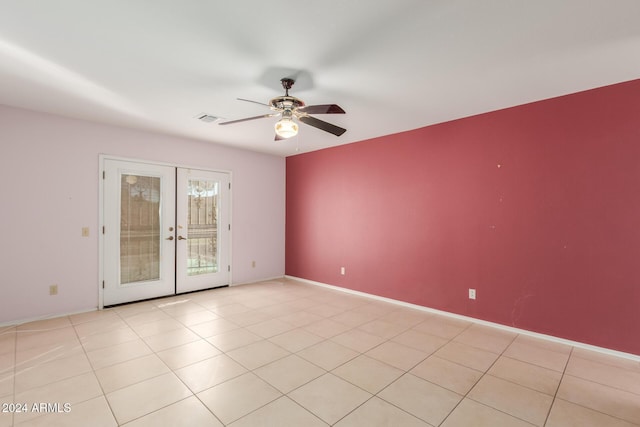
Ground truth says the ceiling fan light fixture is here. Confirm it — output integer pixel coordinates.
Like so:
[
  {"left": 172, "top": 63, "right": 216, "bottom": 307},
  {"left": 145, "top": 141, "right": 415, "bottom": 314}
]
[
  {"left": 219, "top": 77, "right": 346, "bottom": 139},
  {"left": 274, "top": 117, "right": 298, "bottom": 138}
]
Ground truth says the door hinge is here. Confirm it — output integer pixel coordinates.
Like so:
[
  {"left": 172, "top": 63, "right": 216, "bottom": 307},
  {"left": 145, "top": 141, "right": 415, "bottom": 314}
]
[
  {"left": 102, "top": 170, "right": 105, "bottom": 179},
  {"left": 228, "top": 265, "right": 230, "bottom": 272},
  {"left": 102, "top": 226, "right": 105, "bottom": 234},
  {"left": 102, "top": 280, "right": 105, "bottom": 289},
  {"left": 228, "top": 182, "right": 231, "bottom": 190},
  {"left": 228, "top": 224, "right": 231, "bottom": 231}
]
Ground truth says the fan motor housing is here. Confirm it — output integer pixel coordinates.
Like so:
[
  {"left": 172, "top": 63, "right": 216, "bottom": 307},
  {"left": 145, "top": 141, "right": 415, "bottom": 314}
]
[{"left": 270, "top": 96, "right": 305, "bottom": 111}]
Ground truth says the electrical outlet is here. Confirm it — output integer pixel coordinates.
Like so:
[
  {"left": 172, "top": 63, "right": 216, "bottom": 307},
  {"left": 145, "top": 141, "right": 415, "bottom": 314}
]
[
  {"left": 340, "top": 267, "right": 346, "bottom": 276},
  {"left": 81, "top": 227, "right": 90, "bottom": 237},
  {"left": 468, "top": 288, "right": 476, "bottom": 300},
  {"left": 50, "top": 285, "right": 58, "bottom": 296}
]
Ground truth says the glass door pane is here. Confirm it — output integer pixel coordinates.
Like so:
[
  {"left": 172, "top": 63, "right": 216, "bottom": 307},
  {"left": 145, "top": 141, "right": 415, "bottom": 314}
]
[
  {"left": 120, "top": 174, "right": 161, "bottom": 284},
  {"left": 187, "top": 179, "right": 219, "bottom": 276}
]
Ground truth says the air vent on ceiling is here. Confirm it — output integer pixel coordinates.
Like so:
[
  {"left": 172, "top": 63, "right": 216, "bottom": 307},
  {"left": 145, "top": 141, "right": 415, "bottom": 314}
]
[{"left": 195, "top": 114, "right": 219, "bottom": 123}]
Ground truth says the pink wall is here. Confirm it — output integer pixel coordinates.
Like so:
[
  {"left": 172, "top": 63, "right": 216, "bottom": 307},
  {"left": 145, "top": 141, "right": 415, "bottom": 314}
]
[
  {"left": 286, "top": 79, "right": 640, "bottom": 355},
  {"left": 0, "top": 105, "right": 285, "bottom": 324}
]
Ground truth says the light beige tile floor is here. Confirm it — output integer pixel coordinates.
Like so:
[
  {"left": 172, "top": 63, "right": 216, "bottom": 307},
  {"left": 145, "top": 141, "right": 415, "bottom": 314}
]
[{"left": 0, "top": 278, "right": 639, "bottom": 426}]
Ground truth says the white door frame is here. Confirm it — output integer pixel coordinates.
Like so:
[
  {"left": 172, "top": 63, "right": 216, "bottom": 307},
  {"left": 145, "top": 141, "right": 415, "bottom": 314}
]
[{"left": 98, "top": 155, "right": 233, "bottom": 309}]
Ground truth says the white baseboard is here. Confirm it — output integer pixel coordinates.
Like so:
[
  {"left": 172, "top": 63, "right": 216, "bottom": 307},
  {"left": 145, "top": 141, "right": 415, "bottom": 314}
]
[{"left": 285, "top": 275, "right": 640, "bottom": 362}]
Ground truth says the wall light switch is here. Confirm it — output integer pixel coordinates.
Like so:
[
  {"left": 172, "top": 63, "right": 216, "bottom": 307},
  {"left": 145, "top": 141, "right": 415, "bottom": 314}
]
[
  {"left": 82, "top": 227, "right": 90, "bottom": 237},
  {"left": 50, "top": 285, "right": 58, "bottom": 296}
]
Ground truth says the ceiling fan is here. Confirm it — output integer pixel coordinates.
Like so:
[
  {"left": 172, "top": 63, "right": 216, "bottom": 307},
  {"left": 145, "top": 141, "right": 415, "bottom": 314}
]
[{"left": 218, "top": 78, "right": 346, "bottom": 140}]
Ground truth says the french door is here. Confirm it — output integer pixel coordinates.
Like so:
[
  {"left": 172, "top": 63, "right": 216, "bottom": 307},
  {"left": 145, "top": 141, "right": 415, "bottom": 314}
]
[
  {"left": 102, "top": 159, "right": 230, "bottom": 306},
  {"left": 176, "top": 168, "right": 230, "bottom": 293}
]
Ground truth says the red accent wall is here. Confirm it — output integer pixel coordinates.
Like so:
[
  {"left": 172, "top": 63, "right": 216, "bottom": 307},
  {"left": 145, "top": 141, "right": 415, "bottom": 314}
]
[{"left": 286, "top": 79, "right": 640, "bottom": 355}]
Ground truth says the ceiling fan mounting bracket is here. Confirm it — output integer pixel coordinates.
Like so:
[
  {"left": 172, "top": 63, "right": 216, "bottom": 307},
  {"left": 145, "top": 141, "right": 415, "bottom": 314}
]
[{"left": 280, "top": 78, "right": 295, "bottom": 96}]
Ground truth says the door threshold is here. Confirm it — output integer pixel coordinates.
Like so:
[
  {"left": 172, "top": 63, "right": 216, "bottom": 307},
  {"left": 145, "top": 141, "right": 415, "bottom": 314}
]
[{"left": 103, "top": 284, "right": 229, "bottom": 309}]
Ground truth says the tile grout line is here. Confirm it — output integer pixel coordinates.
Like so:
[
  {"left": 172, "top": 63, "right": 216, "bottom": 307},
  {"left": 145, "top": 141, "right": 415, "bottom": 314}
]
[
  {"left": 221, "top": 303, "right": 425, "bottom": 425},
  {"left": 320, "top": 321, "right": 426, "bottom": 424},
  {"left": 547, "top": 377, "right": 640, "bottom": 425},
  {"left": 437, "top": 331, "right": 532, "bottom": 427},
  {"left": 338, "top": 318, "right": 475, "bottom": 426},
  {"left": 558, "top": 359, "right": 640, "bottom": 398},
  {"left": 82, "top": 308, "right": 192, "bottom": 425},
  {"left": 11, "top": 326, "right": 16, "bottom": 427},
  {"left": 124, "top": 301, "right": 227, "bottom": 427},
  {"left": 479, "top": 354, "right": 565, "bottom": 396},
  {"left": 430, "top": 323, "right": 497, "bottom": 426},
  {"left": 542, "top": 346, "right": 573, "bottom": 426},
  {"left": 8, "top": 317, "right": 86, "bottom": 426},
  {"left": 175, "top": 292, "right": 326, "bottom": 426},
  {"left": 543, "top": 348, "right": 640, "bottom": 426},
  {"left": 115, "top": 303, "right": 225, "bottom": 426},
  {"left": 355, "top": 314, "right": 477, "bottom": 425},
  {"left": 306, "top": 330, "right": 409, "bottom": 426},
  {"left": 76, "top": 312, "right": 120, "bottom": 426}
]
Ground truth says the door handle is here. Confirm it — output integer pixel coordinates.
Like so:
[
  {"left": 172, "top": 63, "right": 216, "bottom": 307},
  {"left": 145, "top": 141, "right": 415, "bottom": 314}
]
[
  {"left": 166, "top": 236, "right": 174, "bottom": 241},
  {"left": 178, "top": 236, "right": 187, "bottom": 240}
]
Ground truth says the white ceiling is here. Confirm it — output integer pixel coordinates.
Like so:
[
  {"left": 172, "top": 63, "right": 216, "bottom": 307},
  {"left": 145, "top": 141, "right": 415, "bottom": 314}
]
[{"left": 1, "top": 1, "right": 639, "bottom": 157}]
